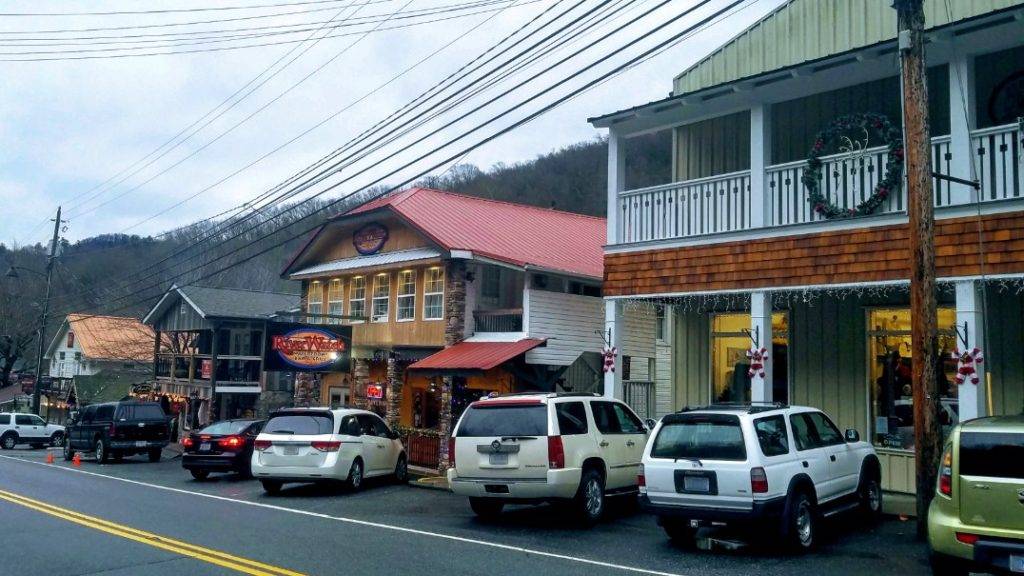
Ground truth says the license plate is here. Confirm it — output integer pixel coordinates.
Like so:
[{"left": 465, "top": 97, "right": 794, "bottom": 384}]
[
  {"left": 135, "top": 441, "right": 147, "bottom": 448},
  {"left": 1010, "top": 555, "right": 1024, "bottom": 573},
  {"left": 199, "top": 442, "right": 211, "bottom": 452},
  {"left": 283, "top": 446, "right": 299, "bottom": 456},
  {"left": 684, "top": 476, "right": 710, "bottom": 493},
  {"left": 488, "top": 453, "right": 509, "bottom": 465}
]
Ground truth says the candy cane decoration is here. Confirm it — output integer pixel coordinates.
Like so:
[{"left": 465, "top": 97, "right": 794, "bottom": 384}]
[
  {"left": 602, "top": 346, "right": 618, "bottom": 374},
  {"left": 746, "top": 347, "right": 768, "bottom": 379},
  {"left": 953, "top": 347, "right": 984, "bottom": 385}
]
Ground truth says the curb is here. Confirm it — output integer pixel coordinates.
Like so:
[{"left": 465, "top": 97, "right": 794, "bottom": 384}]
[{"left": 409, "top": 476, "right": 450, "bottom": 492}]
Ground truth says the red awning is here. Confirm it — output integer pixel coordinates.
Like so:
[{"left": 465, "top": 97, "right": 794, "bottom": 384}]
[{"left": 408, "top": 339, "right": 545, "bottom": 372}]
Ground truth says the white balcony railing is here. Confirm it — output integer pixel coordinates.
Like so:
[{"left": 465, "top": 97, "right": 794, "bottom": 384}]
[{"left": 615, "top": 123, "right": 1023, "bottom": 244}]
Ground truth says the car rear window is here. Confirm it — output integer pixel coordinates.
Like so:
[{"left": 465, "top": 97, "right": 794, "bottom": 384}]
[
  {"left": 555, "top": 402, "right": 588, "bottom": 435},
  {"left": 651, "top": 414, "right": 747, "bottom": 461},
  {"left": 116, "top": 404, "right": 165, "bottom": 420},
  {"left": 200, "top": 421, "right": 256, "bottom": 435},
  {"left": 456, "top": 404, "right": 548, "bottom": 437},
  {"left": 960, "top": 432, "right": 1024, "bottom": 479},
  {"left": 264, "top": 413, "right": 334, "bottom": 435}
]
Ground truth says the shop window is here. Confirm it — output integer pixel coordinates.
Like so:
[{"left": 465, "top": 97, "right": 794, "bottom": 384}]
[
  {"left": 350, "top": 276, "right": 366, "bottom": 323},
  {"left": 307, "top": 282, "right": 323, "bottom": 324},
  {"left": 371, "top": 273, "right": 390, "bottom": 323},
  {"left": 711, "top": 312, "right": 789, "bottom": 404},
  {"left": 423, "top": 267, "right": 444, "bottom": 320},
  {"left": 655, "top": 305, "right": 668, "bottom": 342},
  {"left": 397, "top": 270, "right": 416, "bottom": 322},
  {"left": 327, "top": 279, "right": 344, "bottom": 324},
  {"left": 869, "top": 308, "right": 958, "bottom": 451}
]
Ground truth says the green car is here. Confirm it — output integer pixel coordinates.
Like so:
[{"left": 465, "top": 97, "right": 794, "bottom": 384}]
[{"left": 928, "top": 415, "right": 1024, "bottom": 576}]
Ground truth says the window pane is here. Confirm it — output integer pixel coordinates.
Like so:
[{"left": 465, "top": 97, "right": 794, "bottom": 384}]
[
  {"left": 425, "top": 267, "right": 444, "bottom": 293},
  {"left": 424, "top": 294, "right": 443, "bottom": 320},
  {"left": 754, "top": 415, "right": 790, "bottom": 456},
  {"left": 712, "top": 312, "right": 789, "bottom": 404},
  {"left": 790, "top": 414, "right": 817, "bottom": 451},
  {"left": 555, "top": 402, "right": 588, "bottom": 435},
  {"left": 960, "top": 432, "right": 1024, "bottom": 479},
  {"left": 265, "top": 413, "right": 334, "bottom": 435},
  {"left": 371, "top": 274, "right": 389, "bottom": 322},
  {"left": 456, "top": 405, "right": 548, "bottom": 437},
  {"left": 591, "top": 402, "right": 620, "bottom": 434},
  {"left": 807, "top": 412, "right": 844, "bottom": 446},
  {"left": 613, "top": 404, "right": 645, "bottom": 434},
  {"left": 651, "top": 414, "right": 746, "bottom": 461},
  {"left": 398, "top": 271, "right": 416, "bottom": 296}
]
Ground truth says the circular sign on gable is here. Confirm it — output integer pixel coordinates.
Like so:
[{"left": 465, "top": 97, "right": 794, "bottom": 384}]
[{"left": 353, "top": 222, "right": 389, "bottom": 255}]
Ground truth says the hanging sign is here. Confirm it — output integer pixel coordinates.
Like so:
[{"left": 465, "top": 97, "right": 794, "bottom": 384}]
[
  {"left": 366, "top": 383, "right": 385, "bottom": 400},
  {"left": 264, "top": 322, "right": 352, "bottom": 373},
  {"left": 352, "top": 222, "right": 389, "bottom": 255}
]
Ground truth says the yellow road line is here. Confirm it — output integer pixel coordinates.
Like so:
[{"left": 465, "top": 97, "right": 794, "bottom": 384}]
[{"left": 0, "top": 489, "right": 306, "bottom": 576}]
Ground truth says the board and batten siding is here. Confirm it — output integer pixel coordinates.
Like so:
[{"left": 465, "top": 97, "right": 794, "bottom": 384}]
[
  {"left": 152, "top": 296, "right": 211, "bottom": 332},
  {"left": 525, "top": 290, "right": 656, "bottom": 366}
]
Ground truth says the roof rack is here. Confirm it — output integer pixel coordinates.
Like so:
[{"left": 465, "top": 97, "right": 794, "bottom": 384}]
[
  {"left": 677, "top": 402, "right": 788, "bottom": 414},
  {"left": 482, "top": 391, "right": 601, "bottom": 399}
]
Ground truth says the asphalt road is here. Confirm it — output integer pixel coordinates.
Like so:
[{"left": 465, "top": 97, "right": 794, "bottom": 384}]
[{"left": 0, "top": 447, "right": 932, "bottom": 576}]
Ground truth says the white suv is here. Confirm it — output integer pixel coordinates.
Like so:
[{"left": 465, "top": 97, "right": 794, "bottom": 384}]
[
  {"left": 0, "top": 413, "right": 65, "bottom": 450},
  {"left": 251, "top": 408, "right": 408, "bottom": 494},
  {"left": 640, "top": 404, "right": 881, "bottom": 551},
  {"left": 447, "top": 393, "right": 649, "bottom": 526}
]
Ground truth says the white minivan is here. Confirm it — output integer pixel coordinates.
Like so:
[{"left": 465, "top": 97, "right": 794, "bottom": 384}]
[{"left": 251, "top": 408, "right": 408, "bottom": 494}]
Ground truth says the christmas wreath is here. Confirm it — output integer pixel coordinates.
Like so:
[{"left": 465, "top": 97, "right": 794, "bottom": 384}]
[{"left": 802, "top": 112, "right": 904, "bottom": 219}]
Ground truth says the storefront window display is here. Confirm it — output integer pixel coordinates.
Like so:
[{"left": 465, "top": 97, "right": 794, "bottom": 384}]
[
  {"left": 869, "top": 307, "right": 959, "bottom": 450},
  {"left": 711, "top": 312, "right": 789, "bottom": 404}
]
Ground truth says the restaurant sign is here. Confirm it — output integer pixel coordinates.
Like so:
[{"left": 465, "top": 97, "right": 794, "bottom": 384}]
[
  {"left": 353, "top": 222, "right": 389, "bottom": 255},
  {"left": 264, "top": 322, "right": 352, "bottom": 373}
]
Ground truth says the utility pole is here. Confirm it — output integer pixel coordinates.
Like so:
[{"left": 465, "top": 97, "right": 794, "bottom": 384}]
[
  {"left": 894, "top": 0, "right": 939, "bottom": 537},
  {"left": 32, "top": 206, "right": 62, "bottom": 417}
]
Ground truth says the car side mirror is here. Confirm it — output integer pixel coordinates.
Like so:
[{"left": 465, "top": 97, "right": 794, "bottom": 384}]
[
  {"left": 845, "top": 429, "right": 860, "bottom": 443},
  {"left": 644, "top": 418, "right": 657, "bottom": 431}
]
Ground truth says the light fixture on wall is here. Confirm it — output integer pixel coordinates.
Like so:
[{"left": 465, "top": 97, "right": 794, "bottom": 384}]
[{"left": 464, "top": 271, "right": 475, "bottom": 283}]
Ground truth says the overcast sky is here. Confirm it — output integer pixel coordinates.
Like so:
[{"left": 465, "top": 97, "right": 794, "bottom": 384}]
[{"left": 1, "top": 0, "right": 782, "bottom": 245}]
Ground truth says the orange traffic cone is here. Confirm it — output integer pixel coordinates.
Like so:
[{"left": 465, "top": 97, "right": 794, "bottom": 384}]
[
  {"left": 72, "top": 453, "right": 81, "bottom": 467},
  {"left": 46, "top": 451, "right": 54, "bottom": 464}
]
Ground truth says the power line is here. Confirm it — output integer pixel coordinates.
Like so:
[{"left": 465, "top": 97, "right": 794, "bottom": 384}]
[{"left": 0, "top": 0, "right": 357, "bottom": 17}]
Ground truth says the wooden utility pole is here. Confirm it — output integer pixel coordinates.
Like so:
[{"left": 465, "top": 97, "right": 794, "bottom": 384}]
[
  {"left": 32, "top": 206, "right": 62, "bottom": 418},
  {"left": 894, "top": 0, "right": 939, "bottom": 536}
]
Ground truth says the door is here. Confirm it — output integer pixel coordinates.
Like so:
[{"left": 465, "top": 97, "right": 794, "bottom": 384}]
[
  {"left": 14, "top": 415, "right": 41, "bottom": 441},
  {"left": 958, "top": 430, "right": 1024, "bottom": 531},
  {"left": 589, "top": 401, "right": 645, "bottom": 489},
  {"left": 27, "top": 415, "right": 50, "bottom": 442},
  {"left": 73, "top": 406, "right": 94, "bottom": 448},
  {"left": 806, "top": 411, "right": 860, "bottom": 497},
  {"left": 788, "top": 413, "right": 832, "bottom": 499},
  {"left": 357, "top": 414, "right": 390, "bottom": 475}
]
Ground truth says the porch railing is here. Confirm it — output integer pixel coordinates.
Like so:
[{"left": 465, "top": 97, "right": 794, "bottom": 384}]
[
  {"left": 618, "top": 170, "right": 751, "bottom": 243},
  {"left": 973, "top": 123, "right": 1023, "bottom": 202},
  {"left": 473, "top": 308, "right": 523, "bottom": 332},
  {"left": 622, "top": 380, "right": 655, "bottom": 420},
  {"left": 401, "top": 431, "right": 441, "bottom": 469}
]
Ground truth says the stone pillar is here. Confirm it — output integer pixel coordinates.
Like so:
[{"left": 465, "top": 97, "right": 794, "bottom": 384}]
[
  {"left": 955, "top": 280, "right": 986, "bottom": 420},
  {"left": 352, "top": 358, "right": 370, "bottom": 410},
  {"left": 750, "top": 291, "right": 773, "bottom": 403},
  {"left": 445, "top": 260, "right": 467, "bottom": 346},
  {"left": 385, "top": 355, "right": 405, "bottom": 429},
  {"left": 437, "top": 376, "right": 453, "bottom": 473}
]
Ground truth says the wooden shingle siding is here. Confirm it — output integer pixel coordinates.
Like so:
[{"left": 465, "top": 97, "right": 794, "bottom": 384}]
[{"left": 604, "top": 211, "right": 1024, "bottom": 296}]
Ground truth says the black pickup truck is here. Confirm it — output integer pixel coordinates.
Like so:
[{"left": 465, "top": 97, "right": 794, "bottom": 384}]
[{"left": 64, "top": 401, "right": 171, "bottom": 463}]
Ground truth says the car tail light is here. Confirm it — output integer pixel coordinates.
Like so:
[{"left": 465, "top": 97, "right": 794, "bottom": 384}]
[
  {"left": 108, "top": 423, "right": 117, "bottom": 437},
  {"left": 938, "top": 447, "right": 953, "bottom": 497},
  {"left": 448, "top": 437, "right": 456, "bottom": 467},
  {"left": 955, "top": 532, "right": 979, "bottom": 545},
  {"left": 182, "top": 437, "right": 193, "bottom": 448},
  {"left": 254, "top": 439, "right": 272, "bottom": 451},
  {"left": 219, "top": 436, "right": 244, "bottom": 450},
  {"left": 750, "top": 467, "right": 769, "bottom": 494},
  {"left": 311, "top": 440, "right": 341, "bottom": 452},
  {"left": 638, "top": 463, "right": 646, "bottom": 492},
  {"left": 547, "top": 435, "right": 565, "bottom": 469}
]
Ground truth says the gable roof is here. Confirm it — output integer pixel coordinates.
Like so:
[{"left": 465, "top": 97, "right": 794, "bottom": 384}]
[
  {"left": 46, "top": 314, "right": 156, "bottom": 363},
  {"left": 143, "top": 284, "right": 300, "bottom": 325},
  {"left": 672, "top": 0, "right": 1024, "bottom": 95},
  {"left": 296, "top": 188, "right": 605, "bottom": 280}
]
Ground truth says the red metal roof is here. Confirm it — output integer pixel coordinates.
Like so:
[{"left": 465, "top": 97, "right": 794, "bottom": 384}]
[
  {"left": 345, "top": 188, "right": 605, "bottom": 279},
  {"left": 407, "top": 338, "right": 546, "bottom": 371}
]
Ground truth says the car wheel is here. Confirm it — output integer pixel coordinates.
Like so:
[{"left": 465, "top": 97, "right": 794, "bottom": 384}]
[
  {"left": 50, "top": 432, "right": 64, "bottom": 448},
  {"left": 574, "top": 468, "right": 606, "bottom": 527},
  {"left": 469, "top": 497, "right": 504, "bottom": 519},
  {"left": 190, "top": 470, "right": 210, "bottom": 481},
  {"left": 94, "top": 438, "right": 108, "bottom": 463},
  {"left": 148, "top": 448, "right": 162, "bottom": 463},
  {"left": 393, "top": 454, "right": 408, "bottom": 484},
  {"left": 782, "top": 490, "right": 816, "bottom": 552},
  {"left": 63, "top": 440, "right": 74, "bottom": 461},
  {"left": 928, "top": 550, "right": 970, "bottom": 576},
  {"left": 346, "top": 459, "right": 364, "bottom": 491},
  {"left": 661, "top": 519, "right": 698, "bottom": 545},
  {"left": 858, "top": 473, "right": 883, "bottom": 523},
  {"left": 1, "top": 433, "right": 17, "bottom": 450},
  {"left": 261, "top": 480, "right": 282, "bottom": 495}
]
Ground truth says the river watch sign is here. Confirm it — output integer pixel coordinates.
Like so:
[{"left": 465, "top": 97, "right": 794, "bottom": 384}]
[{"left": 263, "top": 322, "right": 353, "bottom": 373}]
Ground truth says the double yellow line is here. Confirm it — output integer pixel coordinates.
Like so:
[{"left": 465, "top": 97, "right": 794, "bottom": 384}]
[{"left": 0, "top": 488, "right": 306, "bottom": 576}]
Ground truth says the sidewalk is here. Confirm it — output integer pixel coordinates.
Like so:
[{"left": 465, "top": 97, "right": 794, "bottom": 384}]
[{"left": 409, "top": 465, "right": 449, "bottom": 492}]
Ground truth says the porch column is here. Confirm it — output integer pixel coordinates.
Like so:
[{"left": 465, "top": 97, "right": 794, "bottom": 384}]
[
  {"left": 607, "top": 128, "right": 625, "bottom": 244},
  {"left": 948, "top": 52, "right": 977, "bottom": 204},
  {"left": 955, "top": 280, "right": 986, "bottom": 420},
  {"left": 385, "top": 354, "right": 404, "bottom": 429},
  {"left": 352, "top": 358, "right": 370, "bottom": 409},
  {"left": 603, "top": 299, "right": 623, "bottom": 399},
  {"left": 750, "top": 291, "right": 773, "bottom": 403},
  {"left": 749, "top": 104, "right": 772, "bottom": 228}
]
